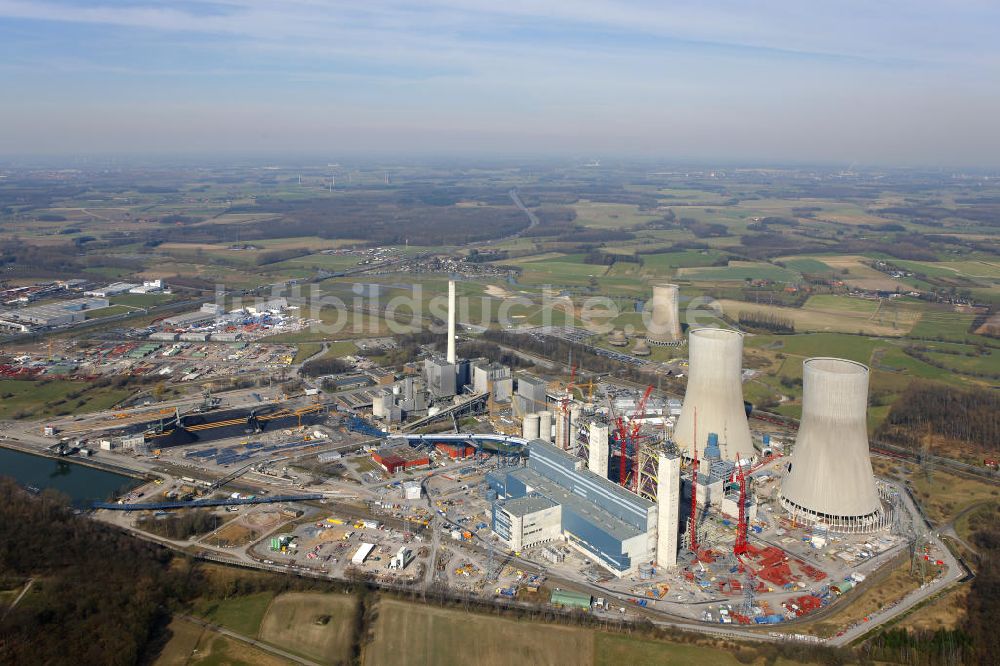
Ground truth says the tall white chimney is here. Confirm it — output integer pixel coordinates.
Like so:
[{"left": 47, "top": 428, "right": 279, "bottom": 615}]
[{"left": 447, "top": 280, "right": 456, "bottom": 364}]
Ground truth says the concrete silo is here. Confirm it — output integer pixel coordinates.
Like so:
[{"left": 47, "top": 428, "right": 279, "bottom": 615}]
[
  {"left": 522, "top": 413, "right": 541, "bottom": 440},
  {"left": 645, "top": 283, "right": 682, "bottom": 345},
  {"left": 537, "top": 411, "right": 553, "bottom": 443},
  {"left": 674, "top": 328, "right": 754, "bottom": 463},
  {"left": 780, "top": 358, "right": 884, "bottom": 532}
]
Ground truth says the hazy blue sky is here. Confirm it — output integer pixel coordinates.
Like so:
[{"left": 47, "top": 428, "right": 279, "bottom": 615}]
[{"left": 1, "top": 1, "right": 998, "bottom": 166}]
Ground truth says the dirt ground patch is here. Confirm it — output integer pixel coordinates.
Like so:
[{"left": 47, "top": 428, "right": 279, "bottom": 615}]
[
  {"left": 211, "top": 521, "right": 261, "bottom": 547},
  {"left": 716, "top": 299, "right": 917, "bottom": 336},
  {"left": 896, "top": 585, "right": 969, "bottom": 632},
  {"left": 484, "top": 284, "right": 512, "bottom": 299},
  {"left": 258, "top": 591, "right": 357, "bottom": 664},
  {"left": 365, "top": 598, "right": 593, "bottom": 666}
]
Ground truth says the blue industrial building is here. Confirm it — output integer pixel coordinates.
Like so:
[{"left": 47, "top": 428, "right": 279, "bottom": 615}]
[{"left": 488, "top": 439, "right": 656, "bottom": 576}]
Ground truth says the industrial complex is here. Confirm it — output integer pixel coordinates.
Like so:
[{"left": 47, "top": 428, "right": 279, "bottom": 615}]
[{"left": 0, "top": 276, "right": 959, "bottom": 641}]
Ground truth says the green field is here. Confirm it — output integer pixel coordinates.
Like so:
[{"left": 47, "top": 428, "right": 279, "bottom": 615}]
[
  {"left": 640, "top": 250, "right": 728, "bottom": 273},
  {"left": 0, "top": 379, "right": 131, "bottom": 419},
  {"left": 293, "top": 342, "right": 324, "bottom": 363},
  {"left": 779, "top": 258, "right": 835, "bottom": 274},
  {"left": 571, "top": 201, "right": 660, "bottom": 229},
  {"left": 109, "top": 293, "right": 177, "bottom": 308},
  {"left": 85, "top": 305, "right": 132, "bottom": 319},
  {"left": 680, "top": 262, "right": 801, "bottom": 283},
  {"left": 192, "top": 591, "right": 275, "bottom": 637}
]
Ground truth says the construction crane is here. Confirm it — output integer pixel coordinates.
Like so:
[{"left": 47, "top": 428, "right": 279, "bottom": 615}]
[
  {"left": 612, "top": 384, "right": 653, "bottom": 488},
  {"left": 733, "top": 460, "right": 749, "bottom": 557}
]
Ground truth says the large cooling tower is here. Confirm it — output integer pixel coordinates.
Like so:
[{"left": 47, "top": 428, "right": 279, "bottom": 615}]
[
  {"left": 674, "top": 328, "right": 754, "bottom": 462},
  {"left": 780, "top": 358, "right": 881, "bottom": 530},
  {"left": 646, "top": 283, "right": 682, "bottom": 345}
]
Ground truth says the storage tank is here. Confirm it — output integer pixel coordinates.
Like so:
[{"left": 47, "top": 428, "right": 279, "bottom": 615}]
[
  {"left": 645, "top": 283, "right": 682, "bottom": 345},
  {"left": 780, "top": 358, "right": 883, "bottom": 532},
  {"left": 537, "top": 410, "right": 553, "bottom": 443},
  {"left": 673, "top": 328, "right": 754, "bottom": 463},
  {"left": 522, "top": 413, "right": 541, "bottom": 440}
]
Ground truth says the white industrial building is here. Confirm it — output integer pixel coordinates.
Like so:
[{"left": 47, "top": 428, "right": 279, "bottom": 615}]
[
  {"left": 587, "top": 421, "right": 610, "bottom": 479},
  {"left": 351, "top": 542, "right": 376, "bottom": 565},
  {"left": 162, "top": 302, "right": 225, "bottom": 328},
  {"left": 129, "top": 279, "right": 164, "bottom": 294},
  {"left": 473, "top": 361, "right": 513, "bottom": 402},
  {"left": 86, "top": 282, "right": 137, "bottom": 297},
  {"left": 492, "top": 495, "right": 563, "bottom": 552},
  {"left": 0, "top": 297, "right": 109, "bottom": 329}
]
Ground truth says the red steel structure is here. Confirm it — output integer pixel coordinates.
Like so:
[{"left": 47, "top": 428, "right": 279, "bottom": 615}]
[
  {"left": 733, "top": 461, "right": 749, "bottom": 557},
  {"left": 613, "top": 385, "right": 653, "bottom": 488}
]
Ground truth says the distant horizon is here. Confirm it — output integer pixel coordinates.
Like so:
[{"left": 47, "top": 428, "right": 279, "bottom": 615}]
[
  {"left": 2, "top": 152, "right": 1000, "bottom": 174},
  {"left": 1, "top": 1, "right": 999, "bottom": 168}
]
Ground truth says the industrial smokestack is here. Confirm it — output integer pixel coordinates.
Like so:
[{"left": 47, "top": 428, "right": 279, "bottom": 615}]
[
  {"left": 447, "top": 280, "right": 456, "bottom": 365},
  {"left": 646, "top": 283, "right": 682, "bottom": 345},
  {"left": 655, "top": 452, "right": 680, "bottom": 568},
  {"left": 674, "top": 328, "right": 754, "bottom": 463},
  {"left": 780, "top": 358, "right": 882, "bottom": 532}
]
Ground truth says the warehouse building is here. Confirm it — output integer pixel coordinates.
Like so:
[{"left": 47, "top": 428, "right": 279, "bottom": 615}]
[
  {"left": 3, "top": 297, "right": 110, "bottom": 328},
  {"left": 488, "top": 439, "right": 657, "bottom": 577},
  {"left": 371, "top": 444, "right": 430, "bottom": 474}
]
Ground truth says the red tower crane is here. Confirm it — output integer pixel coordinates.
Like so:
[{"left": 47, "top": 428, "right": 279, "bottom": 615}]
[
  {"left": 733, "top": 461, "right": 749, "bottom": 557},
  {"left": 613, "top": 385, "right": 652, "bottom": 487}
]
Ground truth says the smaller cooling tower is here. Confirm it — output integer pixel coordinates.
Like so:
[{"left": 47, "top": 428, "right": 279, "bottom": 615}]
[
  {"left": 674, "top": 328, "right": 754, "bottom": 462},
  {"left": 537, "top": 410, "right": 553, "bottom": 443},
  {"left": 522, "top": 413, "right": 540, "bottom": 440},
  {"left": 608, "top": 329, "right": 628, "bottom": 347},
  {"left": 646, "top": 283, "right": 682, "bottom": 345},
  {"left": 780, "top": 358, "right": 883, "bottom": 533}
]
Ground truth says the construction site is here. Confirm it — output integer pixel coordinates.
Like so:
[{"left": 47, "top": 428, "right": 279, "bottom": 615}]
[{"left": 2, "top": 278, "right": 958, "bottom": 639}]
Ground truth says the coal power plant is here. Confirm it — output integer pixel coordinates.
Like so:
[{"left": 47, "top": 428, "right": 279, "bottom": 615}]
[
  {"left": 673, "top": 327, "right": 754, "bottom": 464},
  {"left": 780, "top": 358, "right": 889, "bottom": 533}
]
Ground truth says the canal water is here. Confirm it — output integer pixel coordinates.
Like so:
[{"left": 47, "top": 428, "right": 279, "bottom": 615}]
[{"left": 0, "top": 447, "right": 139, "bottom": 507}]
